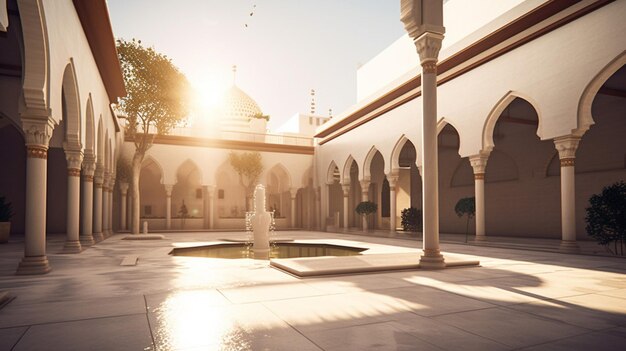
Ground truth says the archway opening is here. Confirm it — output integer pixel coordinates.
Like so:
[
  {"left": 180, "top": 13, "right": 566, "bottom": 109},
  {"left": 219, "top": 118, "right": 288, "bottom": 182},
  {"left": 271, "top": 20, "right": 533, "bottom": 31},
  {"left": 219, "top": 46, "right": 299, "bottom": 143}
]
[
  {"left": 172, "top": 160, "right": 203, "bottom": 229},
  {"left": 139, "top": 158, "right": 166, "bottom": 228},
  {"left": 396, "top": 140, "right": 421, "bottom": 228}
]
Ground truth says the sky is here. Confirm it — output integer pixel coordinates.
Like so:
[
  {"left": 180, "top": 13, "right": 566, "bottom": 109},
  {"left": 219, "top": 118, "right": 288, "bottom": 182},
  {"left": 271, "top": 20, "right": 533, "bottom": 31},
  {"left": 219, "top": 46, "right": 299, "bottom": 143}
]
[{"left": 107, "top": 0, "right": 405, "bottom": 130}]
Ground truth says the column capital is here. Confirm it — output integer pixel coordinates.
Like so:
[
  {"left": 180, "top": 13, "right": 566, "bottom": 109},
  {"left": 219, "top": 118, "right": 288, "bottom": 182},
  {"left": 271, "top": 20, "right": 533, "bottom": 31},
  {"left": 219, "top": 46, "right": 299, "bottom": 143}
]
[
  {"left": 554, "top": 135, "right": 581, "bottom": 166},
  {"left": 386, "top": 172, "right": 399, "bottom": 188},
  {"left": 469, "top": 152, "right": 490, "bottom": 176},
  {"left": 289, "top": 187, "right": 298, "bottom": 199},
  {"left": 359, "top": 180, "right": 370, "bottom": 189},
  {"left": 22, "top": 117, "right": 53, "bottom": 148},
  {"left": 119, "top": 182, "right": 129, "bottom": 195},
  {"left": 341, "top": 184, "right": 350, "bottom": 196},
  {"left": 164, "top": 184, "right": 174, "bottom": 196},
  {"left": 64, "top": 148, "right": 83, "bottom": 171},
  {"left": 82, "top": 155, "right": 96, "bottom": 179},
  {"left": 415, "top": 32, "right": 444, "bottom": 67}
]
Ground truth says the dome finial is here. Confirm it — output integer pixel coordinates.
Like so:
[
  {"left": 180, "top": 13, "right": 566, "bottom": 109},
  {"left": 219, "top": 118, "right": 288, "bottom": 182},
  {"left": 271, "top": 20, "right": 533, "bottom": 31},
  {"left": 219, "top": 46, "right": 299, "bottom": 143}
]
[{"left": 232, "top": 65, "right": 237, "bottom": 86}]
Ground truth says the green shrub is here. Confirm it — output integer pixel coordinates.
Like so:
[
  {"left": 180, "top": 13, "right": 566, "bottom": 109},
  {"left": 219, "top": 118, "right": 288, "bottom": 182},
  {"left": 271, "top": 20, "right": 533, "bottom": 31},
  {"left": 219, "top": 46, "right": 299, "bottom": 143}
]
[
  {"left": 401, "top": 207, "right": 422, "bottom": 232},
  {"left": 0, "top": 197, "right": 13, "bottom": 222},
  {"left": 455, "top": 196, "right": 475, "bottom": 242},
  {"left": 355, "top": 201, "right": 377, "bottom": 216},
  {"left": 586, "top": 181, "right": 626, "bottom": 255}
]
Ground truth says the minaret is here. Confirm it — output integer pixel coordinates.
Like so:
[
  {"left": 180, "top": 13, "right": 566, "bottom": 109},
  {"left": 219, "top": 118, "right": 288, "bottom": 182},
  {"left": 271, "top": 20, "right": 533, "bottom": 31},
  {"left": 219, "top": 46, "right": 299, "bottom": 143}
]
[
  {"left": 232, "top": 65, "right": 237, "bottom": 85},
  {"left": 310, "top": 89, "right": 316, "bottom": 114}
]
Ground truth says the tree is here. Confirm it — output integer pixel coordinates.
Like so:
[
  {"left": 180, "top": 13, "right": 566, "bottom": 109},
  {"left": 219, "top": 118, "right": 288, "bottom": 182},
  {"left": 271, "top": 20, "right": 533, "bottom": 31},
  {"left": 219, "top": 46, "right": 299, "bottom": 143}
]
[
  {"left": 586, "top": 181, "right": 626, "bottom": 256},
  {"left": 401, "top": 207, "right": 422, "bottom": 232},
  {"left": 117, "top": 38, "right": 191, "bottom": 234},
  {"left": 455, "top": 196, "right": 475, "bottom": 242},
  {"left": 229, "top": 151, "right": 263, "bottom": 211}
]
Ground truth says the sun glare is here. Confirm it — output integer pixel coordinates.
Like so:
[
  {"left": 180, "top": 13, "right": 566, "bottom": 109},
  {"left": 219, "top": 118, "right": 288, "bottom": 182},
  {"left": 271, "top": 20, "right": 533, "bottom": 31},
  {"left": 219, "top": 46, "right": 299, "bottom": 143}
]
[{"left": 191, "top": 71, "right": 229, "bottom": 112}]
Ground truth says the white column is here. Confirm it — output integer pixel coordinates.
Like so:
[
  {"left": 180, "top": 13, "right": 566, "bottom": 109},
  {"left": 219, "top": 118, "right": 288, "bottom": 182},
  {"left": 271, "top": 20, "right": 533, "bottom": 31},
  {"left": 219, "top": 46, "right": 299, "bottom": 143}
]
[
  {"left": 342, "top": 184, "right": 350, "bottom": 229},
  {"left": 119, "top": 182, "right": 129, "bottom": 231},
  {"left": 207, "top": 185, "right": 215, "bottom": 229},
  {"left": 554, "top": 135, "right": 581, "bottom": 251},
  {"left": 388, "top": 174, "right": 399, "bottom": 232},
  {"left": 164, "top": 184, "right": 173, "bottom": 230},
  {"left": 80, "top": 155, "right": 96, "bottom": 246},
  {"left": 62, "top": 148, "right": 83, "bottom": 253},
  {"left": 108, "top": 174, "right": 115, "bottom": 235},
  {"left": 102, "top": 173, "right": 110, "bottom": 238},
  {"left": 92, "top": 167, "right": 104, "bottom": 242},
  {"left": 360, "top": 180, "right": 370, "bottom": 231},
  {"left": 470, "top": 153, "right": 489, "bottom": 241},
  {"left": 289, "top": 188, "right": 298, "bottom": 228},
  {"left": 402, "top": 2, "right": 446, "bottom": 268},
  {"left": 17, "top": 119, "right": 53, "bottom": 275},
  {"left": 315, "top": 187, "right": 321, "bottom": 230}
]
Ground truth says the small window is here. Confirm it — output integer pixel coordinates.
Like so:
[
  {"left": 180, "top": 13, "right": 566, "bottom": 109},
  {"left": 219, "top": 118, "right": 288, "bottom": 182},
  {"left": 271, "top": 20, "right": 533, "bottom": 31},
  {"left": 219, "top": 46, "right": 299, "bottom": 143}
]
[
  {"left": 218, "top": 189, "right": 225, "bottom": 199},
  {"left": 144, "top": 205, "right": 152, "bottom": 216},
  {"left": 196, "top": 188, "right": 203, "bottom": 199}
]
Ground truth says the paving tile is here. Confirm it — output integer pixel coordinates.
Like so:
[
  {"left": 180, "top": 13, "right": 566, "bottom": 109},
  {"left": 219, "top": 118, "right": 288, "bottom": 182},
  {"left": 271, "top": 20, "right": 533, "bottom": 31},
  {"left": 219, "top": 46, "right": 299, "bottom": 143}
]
[
  {"left": 13, "top": 314, "right": 153, "bottom": 351},
  {"left": 218, "top": 280, "right": 329, "bottom": 304},
  {"left": 433, "top": 307, "right": 587, "bottom": 348},
  {"left": 518, "top": 327, "right": 626, "bottom": 351},
  {"left": 0, "top": 295, "right": 147, "bottom": 328},
  {"left": 0, "top": 326, "right": 28, "bottom": 350},
  {"left": 148, "top": 301, "right": 308, "bottom": 350},
  {"left": 304, "top": 321, "right": 443, "bottom": 351},
  {"left": 381, "top": 285, "right": 496, "bottom": 316}
]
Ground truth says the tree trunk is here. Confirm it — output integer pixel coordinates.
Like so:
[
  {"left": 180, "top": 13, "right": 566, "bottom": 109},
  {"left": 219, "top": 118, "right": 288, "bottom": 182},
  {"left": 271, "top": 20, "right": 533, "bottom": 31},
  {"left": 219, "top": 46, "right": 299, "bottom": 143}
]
[{"left": 131, "top": 152, "right": 144, "bottom": 234}]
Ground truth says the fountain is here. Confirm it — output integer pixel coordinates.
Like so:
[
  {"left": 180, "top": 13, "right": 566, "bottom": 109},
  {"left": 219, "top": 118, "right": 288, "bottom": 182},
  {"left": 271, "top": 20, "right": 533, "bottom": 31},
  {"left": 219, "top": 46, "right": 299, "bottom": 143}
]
[{"left": 250, "top": 184, "right": 272, "bottom": 259}]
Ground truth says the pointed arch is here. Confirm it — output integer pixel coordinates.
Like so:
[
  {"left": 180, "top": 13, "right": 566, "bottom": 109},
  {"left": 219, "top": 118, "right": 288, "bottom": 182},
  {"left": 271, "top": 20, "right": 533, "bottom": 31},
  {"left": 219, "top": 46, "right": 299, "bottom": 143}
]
[
  {"left": 140, "top": 155, "right": 165, "bottom": 184},
  {"left": 342, "top": 155, "right": 357, "bottom": 185},
  {"left": 390, "top": 135, "right": 418, "bottom": 174},
  {"left": 265, "top": 163, "right": 292, "bottom": 190},
  {"left": 363, "top": 146, "right": 383, "bottom": 181},
  {"left": 84, "top": 94, "right": 95, "bottom": 155},
  {"left": 578, "top": 51, "right": 626, "bottom": 137},
  {"left": 104, "top": 130, "right": 110, "bottom": 172},
  {"left": 326, "top": 161, "right": 340, "bottom": 184},
  {"left": 18, "top": 0, "right": 49, "bottom": 114},
  {"left": 176, "top": 159, "right": 203, "bottom": 183},
  {"left": 438, "top": 118, "right": 462, "bottom": 156},
  {"left": 61, "top": 60, "right": 81, "bottom": 147},
  {"left": 482, "top": 91, "right": 542, "bottom": 153}
]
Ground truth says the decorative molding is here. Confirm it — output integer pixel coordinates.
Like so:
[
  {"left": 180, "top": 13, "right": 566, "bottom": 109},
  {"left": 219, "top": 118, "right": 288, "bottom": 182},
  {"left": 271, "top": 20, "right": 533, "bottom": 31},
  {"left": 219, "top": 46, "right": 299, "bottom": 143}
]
[
  {"left": 554, "top": 135, "right": 581, "bottom": 160},
  {"left": 26, "top": 145, "right": 47, "bottom": 159},
  {"left": 68, "top": 168, "right": 81, "bottom": 177},
  {"left": 83, "top": 175, "right": 94, "bottom": 182},
  {"left": 422, "top": 62, "right": 437, "bottom": 74},
  {"left": 474, "top": 173, "right": 485, "bottom": 180},
  {"left": 560, "top": 158, "right": 575, "bottom": 167},
  {"left": 22, "top": 118, "right": 53, "bottom": 147},
  {"left": 164, "top": 184, "right": 174, "bottom": 196},
  {"left": 469, "top": 153, "right": 490, "bottom": 174},
  {"left": 414, "top": 32, "right": 444, "bottom": 64},
  {"left": 81, "top": 155, "right": 96, "bottom": 177},
  {"left": 64, "top": 148, "right": 83, "bottom": 170}
]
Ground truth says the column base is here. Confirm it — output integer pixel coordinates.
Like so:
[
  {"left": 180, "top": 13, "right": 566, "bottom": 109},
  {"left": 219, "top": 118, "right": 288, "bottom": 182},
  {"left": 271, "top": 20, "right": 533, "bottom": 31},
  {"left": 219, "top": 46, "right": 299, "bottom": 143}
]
[
  {"left": 62, "top": 240, "right": 82, "bottom": 254},
  {"left": 253, "top": 248, "right": 270, "bottom": 260},
  {"left": 93, "top": 232, "right": 104, "bottom": 242},
  {"left": 419, "top": 249, "right": 446, "bottom": 269},
  {"left": 80, "top": 235, "right": 95, "bottom": 247},
  {"left": 16, "top": 256, "right": 51, "bottom": 275},
  {"left": 474, "top": 235, "right": 487, "bottom": 242},
  {"left": 559, "top": 240, "right": 579, "bottom": 253}
]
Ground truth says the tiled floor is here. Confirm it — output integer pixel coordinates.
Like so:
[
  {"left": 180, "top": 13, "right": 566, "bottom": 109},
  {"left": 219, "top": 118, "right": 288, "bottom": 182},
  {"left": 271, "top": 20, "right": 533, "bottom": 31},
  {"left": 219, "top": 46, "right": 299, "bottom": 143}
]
[{"left": 0, "top": 231, "right": 624, "bottom": 350}]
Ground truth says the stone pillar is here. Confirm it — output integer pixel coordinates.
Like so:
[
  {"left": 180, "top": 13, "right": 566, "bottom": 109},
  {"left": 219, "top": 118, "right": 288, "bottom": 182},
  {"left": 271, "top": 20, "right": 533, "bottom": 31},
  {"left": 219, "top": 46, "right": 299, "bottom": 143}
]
[
  {"left": 62, "top": 147, "right": 83, "bottom": 253},
  {"left": 402, "top": 1, "right": 446, "bottom": 268},
  {"left": 92, "top": 167, "right": 104, "bottom": 242},
  {"left": 207, "top": 185, "right": 215, "bottom": 229},
  {"left": 119, "top": 182, "right": 129, "bottom": 231},
  {"left": 101, "top": 173, "right": 110, "bottom": 238},
  {"left": 360, "top": 180, "right": 370, "bottom": 231},
  {"left": 289, "top": 188, "right": 298, "bottom": 228},
  {"left": 315, "top": 187, "right": 321, "bottom": 230},
  {"left": 164, "top": 184, "right": 173, "bottom": 230},
  {"left": 554, "top": 136, "right": 581, "bottom": 251},
  {"left": 80, "top": 155, "right": 96, "bottom": 246},
  {"left": 108, "top": 175, "right": 115, "bottom": 235},
  {"left": 17, "top": 119, "right": 53, "bottom": 275},
  {"left": 470, "top": 153, "right": 489, "bottom": 241},
  {"left": 342, "top": 184, "right": 350, "bottom": 229},
  {"left": 388, "top": 174, "right": 399, "bottom": 232}
]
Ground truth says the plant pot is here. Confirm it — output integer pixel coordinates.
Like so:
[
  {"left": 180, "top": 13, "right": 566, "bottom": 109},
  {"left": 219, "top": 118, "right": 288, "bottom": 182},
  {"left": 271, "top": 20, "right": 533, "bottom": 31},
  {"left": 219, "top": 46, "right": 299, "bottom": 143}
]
[{"left": 0, "top": 222, "right": 10, "bottom": 243}]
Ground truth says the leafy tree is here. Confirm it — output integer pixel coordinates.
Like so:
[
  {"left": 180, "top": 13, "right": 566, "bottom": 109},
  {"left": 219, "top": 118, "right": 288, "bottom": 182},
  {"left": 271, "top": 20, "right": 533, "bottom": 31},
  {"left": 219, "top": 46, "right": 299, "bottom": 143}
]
[
  {"left": 586, "top": 181, "right": 626, "bottom": 256},
  {"left": 117, "top": 38, "right": 191, "bottom": 234},
  {"left": 401, "top": 207, "right": 422, "bottom": 232},
  {"left": 229, "top": 151, "right": 263, "bottom": 211},
  {"left": 179, "top": 200, "right": 189, "bottom": 228},
  {"left": 455, "top": 196, "right": 475, "bottom": 242},
  {"left": 355, "top": 201, "right": 377, "bottom": 216},
  {"left": 115, "top": 157, "right": 132, "bottom": 184}
]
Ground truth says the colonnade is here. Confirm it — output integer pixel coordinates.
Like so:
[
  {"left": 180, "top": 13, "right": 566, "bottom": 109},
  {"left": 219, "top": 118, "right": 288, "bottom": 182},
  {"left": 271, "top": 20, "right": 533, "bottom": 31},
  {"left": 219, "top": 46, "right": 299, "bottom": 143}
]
[{"left": 16, "top": 120, "right": 116, "bottom": 275}]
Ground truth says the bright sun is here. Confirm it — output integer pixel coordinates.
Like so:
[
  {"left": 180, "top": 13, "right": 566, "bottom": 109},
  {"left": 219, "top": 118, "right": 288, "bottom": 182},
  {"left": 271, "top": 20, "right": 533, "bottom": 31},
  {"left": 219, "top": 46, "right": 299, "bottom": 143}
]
[{"left": 191, "top": 72, "right": 229, "bottom": 112}]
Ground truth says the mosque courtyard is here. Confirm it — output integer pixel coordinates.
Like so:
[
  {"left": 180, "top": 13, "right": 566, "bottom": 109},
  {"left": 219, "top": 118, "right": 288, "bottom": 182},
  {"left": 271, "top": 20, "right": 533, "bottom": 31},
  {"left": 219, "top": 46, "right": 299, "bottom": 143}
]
[{"left": 0, "top": 231, "right": 624, "bottom": 350}]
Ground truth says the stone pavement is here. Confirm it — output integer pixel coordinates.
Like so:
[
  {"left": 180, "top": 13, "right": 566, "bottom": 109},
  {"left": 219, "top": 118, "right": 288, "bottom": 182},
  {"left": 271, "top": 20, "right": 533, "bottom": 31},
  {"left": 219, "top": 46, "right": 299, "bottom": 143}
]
[{"left": 0, "top": 231, "right": 624, "bottom": 350}]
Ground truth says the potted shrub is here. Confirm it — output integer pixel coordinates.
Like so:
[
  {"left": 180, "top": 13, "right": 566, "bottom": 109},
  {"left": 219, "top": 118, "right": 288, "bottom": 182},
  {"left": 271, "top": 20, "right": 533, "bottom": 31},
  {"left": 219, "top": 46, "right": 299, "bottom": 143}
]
[
  {"left": 355, "top": 201, "right": 377, "bottom": 230},
  {"left": 454, "top": 196, "right": 475, "bottom": 243},
  {"left": 0, "top": 196, "right": 14, "bottom": 243},
  {"left": 401, "top": 207, "right": 422, "bottom": 232},
  {"left": 586, "top": 181, "right": 625, "bottom": 256}
]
